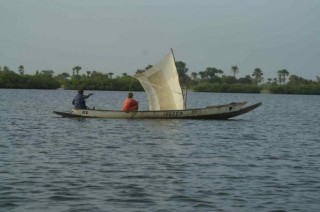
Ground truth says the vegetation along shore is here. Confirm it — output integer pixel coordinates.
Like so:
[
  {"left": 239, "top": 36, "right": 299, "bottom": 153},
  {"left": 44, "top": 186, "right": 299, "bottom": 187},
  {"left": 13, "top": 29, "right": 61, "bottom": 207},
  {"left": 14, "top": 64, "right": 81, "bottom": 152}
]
[{"left": 1, "top": 63, "right": 319, "bottom": 95}]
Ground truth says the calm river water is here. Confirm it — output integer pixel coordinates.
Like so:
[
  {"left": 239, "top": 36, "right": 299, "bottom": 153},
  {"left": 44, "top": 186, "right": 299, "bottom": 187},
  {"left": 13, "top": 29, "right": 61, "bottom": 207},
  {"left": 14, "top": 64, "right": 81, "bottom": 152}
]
[{"left": 0, "top": 89, "right": 320, "bottom": 212}]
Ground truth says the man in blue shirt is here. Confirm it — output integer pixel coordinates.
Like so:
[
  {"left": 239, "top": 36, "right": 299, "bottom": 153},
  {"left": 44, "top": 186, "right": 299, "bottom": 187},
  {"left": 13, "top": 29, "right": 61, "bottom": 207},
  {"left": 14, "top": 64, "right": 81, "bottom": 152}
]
[{"left": 72, "top": 89, "right": 93, "bottom": 109}]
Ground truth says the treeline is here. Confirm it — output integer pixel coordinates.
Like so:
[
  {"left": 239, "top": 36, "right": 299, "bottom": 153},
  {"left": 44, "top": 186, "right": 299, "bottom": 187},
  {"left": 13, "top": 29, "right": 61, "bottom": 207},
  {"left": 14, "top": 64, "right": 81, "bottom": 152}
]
[
  {"left": 0, "top": 67, "right": 60, "bottom": 89},
  {"left": 0, "top": 65, "right": 142, "bottom": 91},
  {"left": 62, "top": 72, "right": 142, "bottom": 91},
  {"left": 1, "top": 63, "right": 320, "bottom": 95},
  {"left": 267, "top": 85, "right": 320, "bottom": 95},
  {"left": 193, "top": 83, "right": 261, "bottom": 93},
  {"left": 175, "top": 62, "right": 320, "bottom": 95}
]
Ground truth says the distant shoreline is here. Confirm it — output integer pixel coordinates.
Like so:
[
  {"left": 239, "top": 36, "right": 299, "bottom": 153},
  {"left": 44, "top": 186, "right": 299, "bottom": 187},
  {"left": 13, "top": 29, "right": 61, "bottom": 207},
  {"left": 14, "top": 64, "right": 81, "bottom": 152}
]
[{"left": 1, "top": 87, "right": 319, "bottom": 95}]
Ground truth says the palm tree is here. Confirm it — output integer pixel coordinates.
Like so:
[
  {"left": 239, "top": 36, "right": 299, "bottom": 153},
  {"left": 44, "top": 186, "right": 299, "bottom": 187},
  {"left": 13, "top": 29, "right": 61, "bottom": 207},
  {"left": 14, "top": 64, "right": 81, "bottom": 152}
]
[
  {"left": 18, "top": 65, "right": 24, "bottom": 75},
  {"left": 281, "top": 69, "right": 289, "bottom": 84},
  {"left": 231, "top": 65, "right": 239, "bottom": 78},
  {"left": 277, "top": 69, "right": 290, "bottom": 84},
  {"left": 108, "top": 72, "right": 114, "bottom": 79},
  {"left": 86, "top": 71, "right": 91, "bottom": 77},
  {"left": 277, "top": 70, "right": 283, "bottom": 84},
  {"left": 73, "top": 66, "right": 81, "bottom": 75},
  {"left": 252, "top": 68, "right": 263, "bottom": 84},
  {"left": 267, "top": 78, "right": 272, "bottom": 84}
]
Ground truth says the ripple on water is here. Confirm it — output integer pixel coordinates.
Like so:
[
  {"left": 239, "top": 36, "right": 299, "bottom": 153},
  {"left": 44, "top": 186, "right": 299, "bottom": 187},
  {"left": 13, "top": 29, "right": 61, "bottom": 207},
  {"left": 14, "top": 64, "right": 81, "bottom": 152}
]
[{"left": 1, "top": 90, "right": 320, "bottom": 211}]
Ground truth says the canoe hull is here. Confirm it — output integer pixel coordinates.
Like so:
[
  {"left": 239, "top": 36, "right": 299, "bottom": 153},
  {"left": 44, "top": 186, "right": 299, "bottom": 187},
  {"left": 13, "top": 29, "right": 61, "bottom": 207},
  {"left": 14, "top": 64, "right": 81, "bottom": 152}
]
[{"left": 53, "top": 101, "right": 262, "bottom": 120}]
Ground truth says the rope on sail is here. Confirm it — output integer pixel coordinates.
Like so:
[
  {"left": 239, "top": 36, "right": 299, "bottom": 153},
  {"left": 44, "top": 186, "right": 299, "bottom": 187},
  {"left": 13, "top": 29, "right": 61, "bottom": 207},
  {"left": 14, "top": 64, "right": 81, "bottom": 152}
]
[
  {"left": 128, "top": 77, "right": 134, "bottom": 92},
  {"left": 133, "top": 76, "right": 183, "bottom": 96}
]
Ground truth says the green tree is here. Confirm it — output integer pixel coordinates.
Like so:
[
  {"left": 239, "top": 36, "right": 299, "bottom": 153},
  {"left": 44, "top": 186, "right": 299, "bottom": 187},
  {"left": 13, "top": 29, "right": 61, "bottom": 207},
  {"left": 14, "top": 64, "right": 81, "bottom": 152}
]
[
  {"left": 56, "top": 72, "right": 70, "bottom": 79},
  {"left": 204, "top": 67, "right": 223, "bottom": 81},
  {"left": 175, "top": 61, "right": 189, "bottom": 83},
  {"left": 221, "top": 75, "right": 237, "bottom": 84},
  {"left": 231, "top": 65, "right": 239, "bottom": 78},
  {"left": 198, "top": 71, "right": 207, "bottom": 80},
  {"left": 18, "top": 65, "right": 24, "bottom": 75},
  {"left": 277, "top": 70, "right": 283, "bottom": 84},
  {"left": 191, "top": 72, "right": 198, "bottom": 81},
  {"left": 282, "top": 69, "right": 289, "bottom": 83},
  {"left": 73, "top": 66, "right": 81, "bottom": 76},
  {"left": 3, "top": 66, "right": 10, "bottom": 72},
  {"left": 277, "top": 69, "right": 289, "bottom": 84},
  {"left": 135, "top": 65, "right": 153, "bottom": 75},
  {"left": 238, "top": 75, "right": 253, "bottom": 84},
  {"left": 288, "top": 75, "right": 312, "bottom": 85},
  {"left": 0, "top": 69, "right": 21, "bottom": 88},
  {"left": 145, "top": 65, "right": 153, "bottom": 70},
  {"left": 273, "top": 78, "right": 278, "bottom": 84},
  {"left": 41, "top": 70, "right": 54, "bottom": 77},
  {"left": 135, "top": 69, "right": 144, "bottom": 75},
  {"left": 252, "top": 68, "right": 263, "bottom": 84}
]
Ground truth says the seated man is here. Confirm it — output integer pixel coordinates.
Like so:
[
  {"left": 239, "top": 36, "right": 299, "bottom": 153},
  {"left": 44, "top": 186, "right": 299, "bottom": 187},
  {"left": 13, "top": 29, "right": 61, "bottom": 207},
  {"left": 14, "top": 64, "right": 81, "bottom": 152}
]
[
  {"left": 72, "top": 88, "right": 93, "bottom": 109},
  {"left": 122, "top": 92, "right": 139, "bottom": 112}
]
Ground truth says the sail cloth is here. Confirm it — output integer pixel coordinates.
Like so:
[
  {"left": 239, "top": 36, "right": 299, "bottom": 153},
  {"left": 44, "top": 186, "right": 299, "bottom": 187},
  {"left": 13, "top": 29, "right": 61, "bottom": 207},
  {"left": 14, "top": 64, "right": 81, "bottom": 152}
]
[{"left": 135, "top": 51, "right": 185, "bottom": 111}]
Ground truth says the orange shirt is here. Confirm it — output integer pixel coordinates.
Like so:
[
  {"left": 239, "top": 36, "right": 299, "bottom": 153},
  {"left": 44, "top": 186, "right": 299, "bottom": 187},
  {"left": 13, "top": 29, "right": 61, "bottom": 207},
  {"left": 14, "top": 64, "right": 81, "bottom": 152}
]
[{"left": 122, "top": 97, "right": 139, "bottom": 112}]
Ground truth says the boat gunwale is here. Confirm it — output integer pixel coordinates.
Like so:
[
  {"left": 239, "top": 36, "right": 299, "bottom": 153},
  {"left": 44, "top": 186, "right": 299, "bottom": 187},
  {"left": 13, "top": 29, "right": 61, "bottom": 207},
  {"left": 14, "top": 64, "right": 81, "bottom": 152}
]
[{"left": 72, "top": 101, "right": 248, "bottom": 113}]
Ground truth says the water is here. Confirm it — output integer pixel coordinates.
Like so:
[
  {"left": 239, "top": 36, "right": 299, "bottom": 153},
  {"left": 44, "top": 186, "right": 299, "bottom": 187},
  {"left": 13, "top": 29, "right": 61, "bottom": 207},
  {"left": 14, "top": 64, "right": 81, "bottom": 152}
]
[{"left": 1, "top": 89, "right": 320, "bottom": 212}]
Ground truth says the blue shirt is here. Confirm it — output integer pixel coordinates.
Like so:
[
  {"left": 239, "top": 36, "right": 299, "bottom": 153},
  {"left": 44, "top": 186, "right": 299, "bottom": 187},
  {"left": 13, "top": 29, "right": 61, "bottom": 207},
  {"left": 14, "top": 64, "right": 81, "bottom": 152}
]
[{"left": 72, "top": 93, "right": 89, "bottom": 109}]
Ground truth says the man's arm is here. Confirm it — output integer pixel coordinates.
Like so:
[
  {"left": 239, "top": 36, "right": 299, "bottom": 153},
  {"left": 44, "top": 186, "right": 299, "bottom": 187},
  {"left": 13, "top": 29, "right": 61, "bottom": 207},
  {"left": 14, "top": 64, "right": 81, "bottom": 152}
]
[{"left": 84, "top": 93, "right": 93, "bottom": 99}]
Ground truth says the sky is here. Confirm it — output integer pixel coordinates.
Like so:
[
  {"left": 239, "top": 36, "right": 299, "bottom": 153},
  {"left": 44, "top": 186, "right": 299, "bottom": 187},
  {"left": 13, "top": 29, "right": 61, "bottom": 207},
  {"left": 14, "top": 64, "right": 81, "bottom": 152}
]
[{"left": 1, "top": 0, "right": 320, "bottom": 80}]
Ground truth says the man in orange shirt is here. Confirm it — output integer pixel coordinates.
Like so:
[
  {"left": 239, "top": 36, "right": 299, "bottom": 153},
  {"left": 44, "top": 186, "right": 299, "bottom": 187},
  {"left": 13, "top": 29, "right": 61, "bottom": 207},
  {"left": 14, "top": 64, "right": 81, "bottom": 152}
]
[{"left": 122, "top": 92, "right": 139, "bottom": 112}]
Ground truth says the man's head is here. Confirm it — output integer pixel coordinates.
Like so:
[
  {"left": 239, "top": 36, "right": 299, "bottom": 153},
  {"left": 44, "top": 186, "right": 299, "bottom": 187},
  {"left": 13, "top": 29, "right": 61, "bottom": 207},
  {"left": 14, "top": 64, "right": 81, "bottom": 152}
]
[
  {"left": 128, "top": 92, "right": 133, "bottom": 98},
  {"left": 78, "top": 88, "right": 84, "bottom": 94}
]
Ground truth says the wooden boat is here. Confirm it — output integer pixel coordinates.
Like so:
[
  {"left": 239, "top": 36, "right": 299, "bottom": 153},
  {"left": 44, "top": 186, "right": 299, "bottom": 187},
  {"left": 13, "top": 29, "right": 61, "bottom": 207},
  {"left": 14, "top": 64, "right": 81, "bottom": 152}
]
[
  {"left": 53, "top": 50, "right": 262, "bottom": 119},
  {"left": 53, "top": 101, "right": 261, "bottom": 119}
]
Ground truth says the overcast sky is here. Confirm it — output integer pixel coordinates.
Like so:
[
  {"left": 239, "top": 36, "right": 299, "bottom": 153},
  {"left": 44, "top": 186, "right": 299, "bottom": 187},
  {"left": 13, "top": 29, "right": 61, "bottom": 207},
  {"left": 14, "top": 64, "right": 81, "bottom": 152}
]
[{"left": 1, "top": 0, "right": 319, "bottom": 80}]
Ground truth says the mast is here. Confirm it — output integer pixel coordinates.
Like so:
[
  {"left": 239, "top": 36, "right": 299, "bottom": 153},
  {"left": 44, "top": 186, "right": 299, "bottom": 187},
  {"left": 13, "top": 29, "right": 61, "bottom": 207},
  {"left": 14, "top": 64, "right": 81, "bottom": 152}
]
[{"left": 171, "top": 48, "right": 187, "bottom": 109}]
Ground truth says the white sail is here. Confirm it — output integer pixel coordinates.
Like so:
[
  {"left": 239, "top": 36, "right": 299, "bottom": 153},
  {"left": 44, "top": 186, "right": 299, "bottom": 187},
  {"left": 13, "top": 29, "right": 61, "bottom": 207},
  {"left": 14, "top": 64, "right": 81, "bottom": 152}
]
[{"left": 135, "top": 51, "right": 185, "bottom": 111}]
